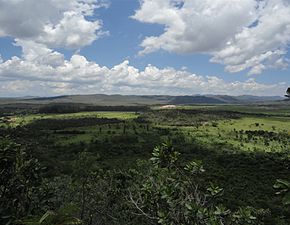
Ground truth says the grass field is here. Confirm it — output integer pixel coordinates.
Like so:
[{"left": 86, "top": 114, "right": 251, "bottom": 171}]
[
  {"left": 175, "top": 116, "right": 290, "bottom": 153},
  {"left": 53, "top": 121, "right": 151, "bottom": 145},
  {"left": 154, "top": 104, "right": 290, "bottom": 116},
  {"left": 0, "top": 111, "right": 138, "bottom": 127}
]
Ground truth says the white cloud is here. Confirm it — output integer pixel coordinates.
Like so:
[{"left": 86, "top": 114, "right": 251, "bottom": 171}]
[
  {"left": 0, "top": 50, "right": 286, "bottom": 97},
  {"left": 15, "top": 40, "right": 65, "bottom": 67},
  {"left": 0, "top": 0, "right": 108, "bottom": 49},
  {"left": 133, "top": 0, "right": 290, "bottom": 74}
]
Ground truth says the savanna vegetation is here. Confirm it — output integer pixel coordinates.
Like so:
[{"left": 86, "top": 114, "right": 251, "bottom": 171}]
[{"left": 0, "top": 103, "right": 290, "bottom": 225}]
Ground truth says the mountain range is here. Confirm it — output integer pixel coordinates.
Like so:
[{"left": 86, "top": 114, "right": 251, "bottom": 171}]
[{"left": 0, "top": 94, "right": 286, "bottom": 106}]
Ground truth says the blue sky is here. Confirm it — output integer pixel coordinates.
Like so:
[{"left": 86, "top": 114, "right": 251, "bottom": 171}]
[
  {"left": 81, "top": 0, "right": 289, "bottom": 84},
  {"left": 0, "top": 0, "right": 289, "bottom": 96}
]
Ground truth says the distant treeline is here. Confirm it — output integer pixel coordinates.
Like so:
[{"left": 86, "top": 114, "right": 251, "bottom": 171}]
[
  {"left": 38, "top": 103, "right": 148, "bottom": 114},
  {"left": 0, "top": 104, "right": 39, "bottom": 115},
  {"left": 25, "top": 117, "right": 122, "bottom": 130}
]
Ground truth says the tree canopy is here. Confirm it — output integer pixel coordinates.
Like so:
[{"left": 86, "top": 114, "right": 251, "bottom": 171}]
[{"left": 285, "top": 87, "right": 290, "bottom": 98}]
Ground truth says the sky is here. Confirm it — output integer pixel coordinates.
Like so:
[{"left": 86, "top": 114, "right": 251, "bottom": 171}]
[{"left": 0, "top": 0, "right": 289, "bottom": 97}]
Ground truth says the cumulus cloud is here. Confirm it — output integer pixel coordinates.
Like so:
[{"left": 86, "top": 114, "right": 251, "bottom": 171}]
[
  {"left": 0, "top": 50, "right": 286, "bottom": 97},
  {"left": 0, "top": 0, "right": 108, "bottom": 49},
  {"left": 133, "top": 0, "right": 290, "bottom": 74}
]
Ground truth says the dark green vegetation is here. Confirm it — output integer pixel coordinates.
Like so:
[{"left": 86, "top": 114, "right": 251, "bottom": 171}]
[{"left": 1, "top": 102, "right": 290, "bottom": 225}]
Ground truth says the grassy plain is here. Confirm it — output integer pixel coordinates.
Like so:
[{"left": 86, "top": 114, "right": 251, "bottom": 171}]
[
  {"left": 177, "top": 116, "right": 290, "bottom": 153},
  {"left": 0, "top": 111, "right": 138, "bottom": 127},
  {"left": 1, "top": 105, "right": 289, "bottom": 154}
]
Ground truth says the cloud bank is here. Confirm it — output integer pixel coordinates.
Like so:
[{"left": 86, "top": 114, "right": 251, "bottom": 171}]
[
  {"left": 133, "top": 0, "right": 290, "bottom": 75},
  {"left": 0, "top": 52, "right": 286, "bottom": 97}
]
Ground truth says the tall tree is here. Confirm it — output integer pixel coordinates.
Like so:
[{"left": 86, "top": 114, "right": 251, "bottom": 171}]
[{"left": 285, "top": 87, "right": 290, "bottom": 98}]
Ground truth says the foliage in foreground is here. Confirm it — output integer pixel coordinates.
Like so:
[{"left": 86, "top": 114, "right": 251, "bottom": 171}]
[
  {"left": 0, "top": 139, "right": 42, "bottom": 225},
  {"left": 127, "top": 142, "right": 265, "bottom": 224},
  {"left": 274, "top": 179, "right": 290, "bottom": 206},
  {"left": 0, "top": 138, "right": 276, "bottom": 225}
]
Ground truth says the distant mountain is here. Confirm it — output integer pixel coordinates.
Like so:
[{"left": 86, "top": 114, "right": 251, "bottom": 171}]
[
  {"left": 0, "top": 94, "right": 285, "bottom": 106},
  {"left": 234, "top": 95, "right": 284, "bottom": 102},
  {"left": 170, "top": 96, "right": 225, "bottom": 104},
  {"left": 31, "top": 95, "right": 69, "bottom": 101}
]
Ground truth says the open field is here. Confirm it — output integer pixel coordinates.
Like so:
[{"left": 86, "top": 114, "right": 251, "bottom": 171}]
[
  {"left": 177, "top": 116, "right": 290, "bottom": 153},
  {"left": 0, "top": 111, "right": 138, "bottom": 127},
  {"left": 154, "top": 104, "right": 290, "bottom": 116}
]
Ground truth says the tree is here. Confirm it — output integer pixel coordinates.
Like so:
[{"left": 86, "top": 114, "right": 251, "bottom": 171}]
[
  {"left": 0, "top": 138, "right": 42, "bottom": 225},
  {"left": 72, "top": 151, "right": 99, "bottom": 221},
  {"left": 285, "top": 87, "right": 290, "bottom": 98}
]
